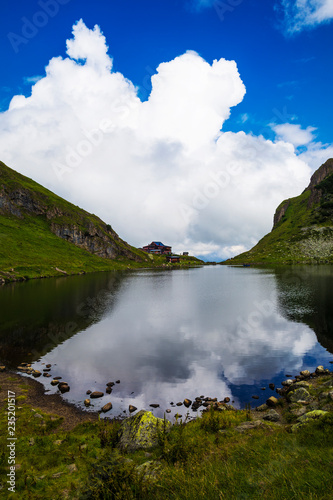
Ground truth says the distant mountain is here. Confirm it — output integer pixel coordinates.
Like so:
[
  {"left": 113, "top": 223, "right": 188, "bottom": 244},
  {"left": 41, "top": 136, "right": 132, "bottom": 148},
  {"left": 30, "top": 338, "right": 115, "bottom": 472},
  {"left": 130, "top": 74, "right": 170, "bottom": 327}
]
[
  {"left": 224, "top": 158, "right": 333, "bottom": 265},
  {"left": 0, "top": 161, "right": 146, "bottom": 283}
]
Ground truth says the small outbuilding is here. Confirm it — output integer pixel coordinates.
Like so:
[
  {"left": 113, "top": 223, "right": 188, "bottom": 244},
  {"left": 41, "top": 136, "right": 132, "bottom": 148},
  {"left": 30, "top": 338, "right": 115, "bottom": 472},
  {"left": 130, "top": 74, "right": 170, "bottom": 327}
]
[{"left": 166, "top": 255, "right": 180, "bottom": 263}]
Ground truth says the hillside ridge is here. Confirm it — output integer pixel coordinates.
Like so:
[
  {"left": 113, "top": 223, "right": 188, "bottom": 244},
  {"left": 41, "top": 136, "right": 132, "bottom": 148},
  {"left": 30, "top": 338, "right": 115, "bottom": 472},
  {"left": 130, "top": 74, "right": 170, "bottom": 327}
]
[
  {"left": 0, "top": 161, "right": 150, "bottom": 283},
  {"left": 0, "top": 161, "right": 142, "bottom": 262}
]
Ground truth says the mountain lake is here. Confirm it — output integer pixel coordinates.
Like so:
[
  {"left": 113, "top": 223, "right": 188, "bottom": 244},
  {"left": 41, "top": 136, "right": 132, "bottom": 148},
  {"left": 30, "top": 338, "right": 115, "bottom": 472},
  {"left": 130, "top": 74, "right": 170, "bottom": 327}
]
[{"left": 1, "top": 265, "right": 333, "bottom": 419}]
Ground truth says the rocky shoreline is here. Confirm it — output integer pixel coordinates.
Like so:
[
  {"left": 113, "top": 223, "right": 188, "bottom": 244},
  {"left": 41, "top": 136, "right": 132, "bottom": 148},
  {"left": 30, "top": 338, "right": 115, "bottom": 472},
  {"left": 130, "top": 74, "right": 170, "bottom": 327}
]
[{"left": 1, "top": 363, "right": 332, "bottom": 430}]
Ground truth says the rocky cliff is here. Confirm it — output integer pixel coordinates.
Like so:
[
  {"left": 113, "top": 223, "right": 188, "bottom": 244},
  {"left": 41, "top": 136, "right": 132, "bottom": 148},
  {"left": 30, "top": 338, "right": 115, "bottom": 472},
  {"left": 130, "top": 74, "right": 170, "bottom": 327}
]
[
  {"left": 0, "top": 161, "right": 143, "bottom": 263},
  {"left": 224, "top": 158, "right": 333, "bottom": 264}
]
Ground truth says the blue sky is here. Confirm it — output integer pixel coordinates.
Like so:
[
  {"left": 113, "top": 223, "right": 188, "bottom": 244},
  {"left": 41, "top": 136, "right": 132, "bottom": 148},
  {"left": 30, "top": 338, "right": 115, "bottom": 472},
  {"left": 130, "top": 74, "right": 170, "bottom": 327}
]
[
  {"left": 1, "top": 0, "right": 332, "bottom": 143},
  {"left": 0, "top": 0, "right": 333, "bottom": 259}
]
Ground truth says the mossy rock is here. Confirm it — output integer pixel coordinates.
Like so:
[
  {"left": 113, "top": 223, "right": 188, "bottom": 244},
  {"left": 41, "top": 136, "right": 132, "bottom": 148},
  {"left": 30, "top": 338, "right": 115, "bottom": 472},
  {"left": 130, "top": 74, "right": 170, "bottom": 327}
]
[
  {"left": 297, "top": 410, "right": 328, "bottom": 423},
  {"left": 291, "top": 410, "right": 328, "bottom": 432},
  {"left": 135, "top": 460, "right": 163, "bottom": 484},
  {"left": 287, "top": 387, "right": 312, "bottom": 403},
  {"left": 118, "top": 410, "right": 171, "bottom": 451}
]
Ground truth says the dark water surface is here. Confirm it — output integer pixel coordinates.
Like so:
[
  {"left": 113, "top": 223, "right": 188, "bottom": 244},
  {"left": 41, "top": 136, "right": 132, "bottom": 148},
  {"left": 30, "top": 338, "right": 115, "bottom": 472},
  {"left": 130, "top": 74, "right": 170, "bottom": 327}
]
[{"left": 1, "top": 266, "right": 333, "bottom": 419}]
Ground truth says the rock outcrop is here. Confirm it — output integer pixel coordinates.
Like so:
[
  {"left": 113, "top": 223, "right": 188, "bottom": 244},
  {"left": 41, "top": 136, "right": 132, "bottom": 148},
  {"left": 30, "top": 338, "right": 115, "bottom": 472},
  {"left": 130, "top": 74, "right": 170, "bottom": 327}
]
[{"left": 224, "top": 158, "right": 333, "bottom": 264}]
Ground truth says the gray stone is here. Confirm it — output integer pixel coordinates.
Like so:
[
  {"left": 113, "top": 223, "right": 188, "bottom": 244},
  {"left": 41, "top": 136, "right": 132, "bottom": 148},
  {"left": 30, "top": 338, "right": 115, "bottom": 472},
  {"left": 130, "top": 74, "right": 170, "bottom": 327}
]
[
  {"left": 315, "top": 366, "right": 325, "bottom": 375},
  {"left": 307, "top": 401, "right": 319, "bottom": 410},
  {"left": 235, "top": 420, "right": 267, "bottom": 433},
  {"left": 67, "top": 464, "right": 78, "bottom": 473},
  {"left": 287, "top": 387, "right": 312, "bottom": 403},
  {"left": 118, "top": 410, "right": 171, "bottom": 451},
  {"left": 52, "top": 472, "right": 64, "bottom": 478},
  {"left": 263, "top": 410, "right": 280, "bottom": 422},
  {"left": 289, "top": 407, "right": 307, "bottom": 417},
  {"left": 293, "top": 381, "right": 311, "bottom": 389},
  {"left": 300, "top": 370, "right": 311, "bottom": 378},
  {"left": 281, "top": 379, "right": 293, "bottom": 387},
  {"left": 256, "top": 404, "right": 268, "bottom": 412}
]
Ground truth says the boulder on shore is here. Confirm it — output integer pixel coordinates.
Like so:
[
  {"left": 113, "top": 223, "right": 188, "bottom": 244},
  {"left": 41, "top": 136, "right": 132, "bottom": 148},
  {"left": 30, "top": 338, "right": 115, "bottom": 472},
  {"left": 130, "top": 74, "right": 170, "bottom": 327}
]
[
  {"left": 118, "top": 410, "right": 171, "bottom": 451},
  {"left": 287, "top": 387, "right": 312, "bottom": 403},
  {"left": 266, "top": 396, "right": 279, "bottom": 407}
]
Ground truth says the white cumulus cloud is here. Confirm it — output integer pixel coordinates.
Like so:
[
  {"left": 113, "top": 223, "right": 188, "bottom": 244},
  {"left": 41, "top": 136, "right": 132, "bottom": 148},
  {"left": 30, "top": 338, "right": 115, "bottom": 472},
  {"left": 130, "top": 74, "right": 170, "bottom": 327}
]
[
  {"left": 272, "top": 123, "right": 316, "bottom": 147},
  {"left": 0, "top": 20, "right": 327, "bottom": 260},
  {"left": 279, "top": 0, "right": 333, "bottom": 34}
]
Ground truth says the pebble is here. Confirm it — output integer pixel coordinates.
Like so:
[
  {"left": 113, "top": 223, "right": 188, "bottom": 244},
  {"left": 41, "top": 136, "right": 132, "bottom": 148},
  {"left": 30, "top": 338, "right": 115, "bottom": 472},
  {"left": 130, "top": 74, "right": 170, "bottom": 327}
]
[
  {"left": 90, "top": 391, "right": 104, "bottom": 398},
  {"left": 101, "top": 402, "right": 112, "bottom": 413}
]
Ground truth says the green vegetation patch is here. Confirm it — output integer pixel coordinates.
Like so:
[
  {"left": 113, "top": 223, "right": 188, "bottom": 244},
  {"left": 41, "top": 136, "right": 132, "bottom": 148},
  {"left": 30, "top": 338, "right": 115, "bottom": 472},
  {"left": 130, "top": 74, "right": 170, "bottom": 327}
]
[{"left": 1, "top": 394, "right": 333, "bottom": 499}]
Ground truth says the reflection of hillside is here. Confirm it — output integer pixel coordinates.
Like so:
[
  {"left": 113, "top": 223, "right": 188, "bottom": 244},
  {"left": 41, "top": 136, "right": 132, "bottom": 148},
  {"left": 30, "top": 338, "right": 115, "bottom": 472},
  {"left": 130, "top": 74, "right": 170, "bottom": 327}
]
[
  {"left": 0, "top": 271, "right": 125, "bottom": 366},
  {"left": 274, "top": 266, "right": 333, "bottom": 354}
]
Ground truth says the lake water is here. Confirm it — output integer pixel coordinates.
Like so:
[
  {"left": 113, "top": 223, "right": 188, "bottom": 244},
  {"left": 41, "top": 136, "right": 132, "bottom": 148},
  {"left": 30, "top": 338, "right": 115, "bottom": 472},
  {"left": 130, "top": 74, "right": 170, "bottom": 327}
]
[{"left": 1, "top": 265, "right": 333, "bottom": 419}]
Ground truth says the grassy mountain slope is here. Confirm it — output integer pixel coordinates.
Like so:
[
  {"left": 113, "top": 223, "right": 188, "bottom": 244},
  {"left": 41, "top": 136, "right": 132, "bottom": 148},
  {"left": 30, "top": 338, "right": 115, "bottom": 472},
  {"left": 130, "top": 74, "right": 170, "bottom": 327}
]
[
  {"left": 0, "top": 161, "right": 202, "bottom": 283},
  {"left": 224, "top": 158, "right": 333, "bottom": 265},
  {"left": 0, "top": 161, "right": 151, "bottom": 282}
]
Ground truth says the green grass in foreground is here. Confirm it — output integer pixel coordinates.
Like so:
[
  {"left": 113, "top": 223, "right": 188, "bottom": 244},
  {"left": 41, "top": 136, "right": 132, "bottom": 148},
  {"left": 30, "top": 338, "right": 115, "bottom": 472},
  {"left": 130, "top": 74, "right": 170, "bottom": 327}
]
[{"left": 1, "top": 399, "right": 332, "bottom": 499}]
